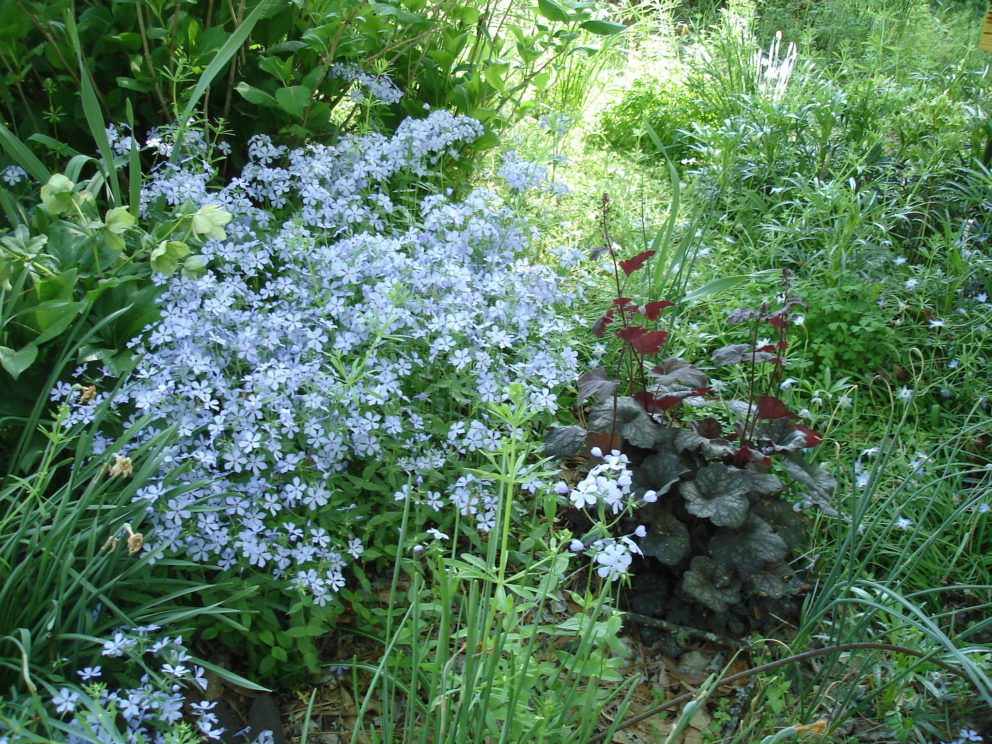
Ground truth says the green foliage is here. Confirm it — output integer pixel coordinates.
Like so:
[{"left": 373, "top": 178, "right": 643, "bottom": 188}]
[
  {"left": 0, "top": 0, "right": 626, "bottom": 167},
  {"left": 597, "top": 75, "right": 716, "bottom": 163},
  {"left": 0, "top": 161, "right": 231, "bottom": 475}
]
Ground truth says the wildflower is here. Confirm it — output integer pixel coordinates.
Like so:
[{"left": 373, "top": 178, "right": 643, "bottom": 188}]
[
  {"left": 855, "top": 471, "right": 871, "bottom": 488},
  {"left": 896, "top": 387, "right": 913, "bottom": 402},
  {"left": 837, "top": 394, "right": 853, "bottom": 408},
  {"left": 77, "top": 666, "right": 102, "bottom": 681},
  {"left": 892, "top": 255, "right": 908, "bottom": 265},
  {"left": 929, "top": 318, "right": 945, "bottom": 329},
  {"left": 959, "top": 729, "right": 983, "bottom": 742},
  {"left": 976, "top": 292, "right": 988, "bottom": 303},
  {"left": 904, "top": 278, "right": 919, "bottom": 290},
  {"left": 52, "top": 688, "right": 80, "bottom": 714},
  {"left": 780, "top": 377, "right": 798, "bottom": 390},
  {"left": 569, "top": 539, "right": 585, "bottom": 552},
  {"left": 893, "top": 516, "right": 913, "bottom": 530},
  {"left": 0, "top": 165, "right": 27, "bottom": 186},
  {"left": 426, "top": 528, "right": 449, "bottom": 541}
]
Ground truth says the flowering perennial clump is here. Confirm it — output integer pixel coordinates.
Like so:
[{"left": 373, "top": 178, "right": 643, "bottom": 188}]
[{"left": 82, "top": 111, "right": 583, "bottom": 605}]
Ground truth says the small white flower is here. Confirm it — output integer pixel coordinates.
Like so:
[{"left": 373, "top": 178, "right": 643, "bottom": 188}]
[
  {"left": 893, "top": 516, "right": 914, "bottom": 530},
  {"left": 896, "top": 387, "right": 913, "bottom": 402},
  {"left": 892, "top": 255, "right": 908, "bottom": 265},
  {"left": 569, "top": 539, "right": 585, "bottom": 552},
  {"left": 642, "top": 489, "right": 658, "bottom": 503},
  {"left": 633, "top": 525, "right": 647, "bottom": 537},
  {"left": 780, "top": 377, "right": 798, "bottom": 390},
  {"left": 928, "top": 318, "right": 945, "bottom": 329},
  {"left": 426, "top": 528, "right": 449, "bottom": 541},
  {"left": 904, "top": 278, "right": 919, "bottom": 290}
]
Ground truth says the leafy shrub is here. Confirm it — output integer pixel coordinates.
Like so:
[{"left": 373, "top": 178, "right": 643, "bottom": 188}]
[
  {"left": 0, "top": 0, "right": 625, "bottom": 167},
  {"left": 546, "top": 209, "right": 833, "bottom": 633},
  {"left": 597, "top": 76, "right": 715, "bottom": 163}
]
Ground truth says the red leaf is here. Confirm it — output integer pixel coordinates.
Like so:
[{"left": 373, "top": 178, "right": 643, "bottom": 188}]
[
  {"left": 612, "top": 296, "right": 633, "bottom": 307},
  {"left": 639, "top": 300, "right": 675, "bottom": 320},
  {"left": 768, "top": 316, "right": 790, "bottom": 328},
  {"left": 616, "top": 325, "right": 647, "bottom": 342},
  {"left": 756, "top": 344, "right": 778, "bottom": 353},
  {"left": 629, "top": 330, "right": 669, "bottom": 355},
  {"left": 633, "top": 389, "right": 661, "bottom": 412},
  {"left": 755, "top": 395, "right": 799, "bottom": 420},
  {"left": 618, "top": 250, "right": 656, "bottom": 276},
  {"left": 796, "top": 424, "right": 823, "bottom": 448}
]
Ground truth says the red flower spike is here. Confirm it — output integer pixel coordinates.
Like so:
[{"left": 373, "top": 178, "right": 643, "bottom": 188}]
[
  {"left": 755, "top": 395, "right": 799, "bottom": 420},
  {"left": 618, "top": 250, "right": 656, "bottom": 276},
  {"left": 640, "top": 300, "right": 675, "bottom": 320}
]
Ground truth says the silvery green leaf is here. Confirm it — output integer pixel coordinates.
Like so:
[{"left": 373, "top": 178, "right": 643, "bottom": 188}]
[
  {"left": 675, "top": 417, "right": 736, "bottom": 459},
  {"left": 636, "top": 450, "right": 688, "bottom": 494},
  {"left": 649, "top": 358, "right": 708, "bottom": 388},
  {"left": 747, "top": 561, "right": 801, "bottom": 599},
  {"left": 680, "top": 463, "right": 751, "bottom": 528},
  {"left": 544, "top": 425, "right": 587, "bottom": 458},
  {"left": 742, "top": 470, "right": 784, "bottom": 497},
  {"left": 780, "top": 452, "right": 838, "bottom": 516},
  {"left": 640, "top": 511, "right": 689, "bottom": 566},
  {"left": 588, "top": 396, "right": 663, "bottom": 449},
  {"left": 577, "top": 367, "right": 618, "bottom": 401},
  {"left": 755, "top": 418, "right": 807, "bottom": 453},
  {"left": 709, "top": 516, "right": 788, "bottom": 574},
  {"left": 711, "top": 343, "right": 778, "bottom": 367},
  {"left": 751, "top": 498, "right": 806, "bottom": 551},
  {"left": 681, "top": 556, "right": 741, "bottom": 613}
]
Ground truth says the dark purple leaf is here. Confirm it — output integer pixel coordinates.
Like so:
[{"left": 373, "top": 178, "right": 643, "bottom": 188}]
[
  {"left": 726, "top": 307, "right": 760, "bottom": 324},
  {"left": 577, "top": 367, "right": 619, "bottom": 401},
  {"left": 640, "top": 300, "right": 675, "bottom": 320}
]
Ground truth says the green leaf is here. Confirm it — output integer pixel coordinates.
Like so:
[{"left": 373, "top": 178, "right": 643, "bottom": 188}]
[
  {"left": 275, "top": 85, "right": 310, "bottom": 118},
  {"left": 284, "top": 625, "right": 326, "bottom": 638},
  {"left": 369, "top": 1, "right": 431, "bottom": 26},
  {"left": 0, "top": 344, "right": 38, "bottom": 379},
  {"left": 0, "top": 121, "right": 51, "bottom": 184},
  {"left": 172, "top": 0, "right": 278, "bottom": 164},
  {"left": 580, "top": 19, "right": 625, "bottom": 35},
  {"left": 537, "top": 0, "right": 571, "bottom": 23},
  {"left": 33, "top": 301, "right": 85, "bottom": 344},
  {"left": 235, "top": 82, "right": 278, "bottom": 107}
]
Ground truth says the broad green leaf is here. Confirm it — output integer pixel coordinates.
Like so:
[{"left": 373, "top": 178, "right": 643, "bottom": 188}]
[
  {"left": 640, "top": 511, "right": 689, "bottom": 566},
  {"left": 34, "top": 301, "right": 85, "bottom": 344},
  {"left": 275, "top": 85, "right": 310, "bottom": 119},
  {"left": 0, "top": 344, "right": 38, "bottom": 379},
  {"left": 580, "top": 19, "right": 625, "bottom": 35},
  {"left": 537, "top": 0, "right": 571, "bottom": 23},
  {"left": 544, "top": 425, "right": 586, "bottom": 458},
  {"left": 235, "top": 82, "right": 278, "bottom": 108}
]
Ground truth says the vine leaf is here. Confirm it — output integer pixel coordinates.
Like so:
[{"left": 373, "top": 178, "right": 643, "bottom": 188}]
[{"left": 680, "top": 463, "right": 751, "bottom": 528}]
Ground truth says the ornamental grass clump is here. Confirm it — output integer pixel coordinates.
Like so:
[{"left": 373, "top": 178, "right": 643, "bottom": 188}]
[{"left": 90, "top": 111, "right": 584, "bottom": 611}]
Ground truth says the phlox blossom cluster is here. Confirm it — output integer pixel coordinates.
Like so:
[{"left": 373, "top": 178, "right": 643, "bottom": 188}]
[
  {"left": 93, "top": 111, "right": 585, "bottom": 606},
  {"left": 559, "top": 449, "right": 655, "bottom": 581},
  {"left": 329, "top": 62, "right": 404, "bottom": 105},
  {"left": 49, "top": 628, "right": 273, "bottom": 744}
]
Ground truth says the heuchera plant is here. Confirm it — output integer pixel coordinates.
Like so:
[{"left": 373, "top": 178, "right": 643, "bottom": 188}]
[{"left": 547, "top": 195, "right": 837, "bottom": 633}]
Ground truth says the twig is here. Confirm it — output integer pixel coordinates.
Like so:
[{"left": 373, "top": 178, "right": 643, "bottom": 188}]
[
  {"left": 585, "top": 641, "right": 977, "bottom": 744},
  {"left": 720, "top": 674, "right": 757, "bottom": 740},
  {"left": 622, "top": 611, "right": 748, "bottom": 651}
]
